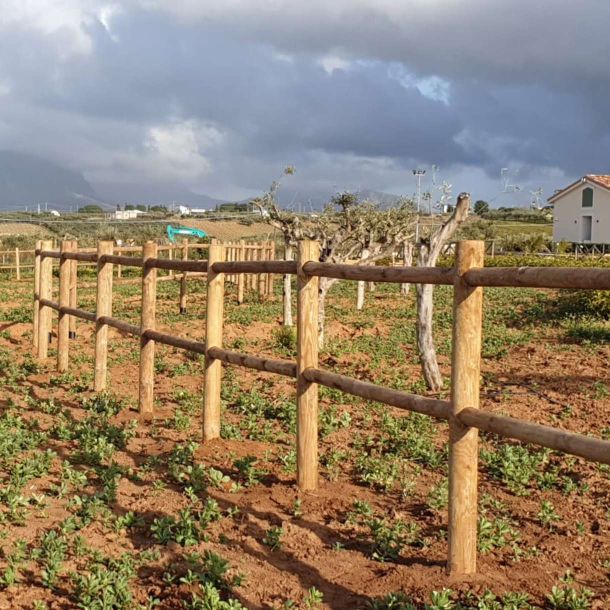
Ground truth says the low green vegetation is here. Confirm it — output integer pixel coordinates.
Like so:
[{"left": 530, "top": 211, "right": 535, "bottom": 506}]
[{"left": 0, "top": 249, "right": 607, "bottom": 608}]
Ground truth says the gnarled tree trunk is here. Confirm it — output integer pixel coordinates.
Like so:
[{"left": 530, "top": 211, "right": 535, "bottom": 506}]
[
  {"left": 283, "top": 240, "right": 293, "bottom": 326},
  {"left": 416, "top": 193, "right": 471, "bottom": 391},
  {"left": 401, "top": 241, "right": 414, "bottom": 295},
  {"left": 318, "top": 276, "right": 339, "bottom": 349},
  {"left": 356, "top": 247, "right": 370, "bottom": 310}
]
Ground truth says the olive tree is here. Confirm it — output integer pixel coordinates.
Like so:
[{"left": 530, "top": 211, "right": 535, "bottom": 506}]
[{"left": 253, "top": 186, "right": 417, "bottom": 347}]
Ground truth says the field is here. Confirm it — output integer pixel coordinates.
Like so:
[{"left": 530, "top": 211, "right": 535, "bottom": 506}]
[
  {"left": 0, "top": 215, "right": 553, "bottom": 252},
  {"left": 0, "top": 264, "right": 609, "bottom": 609}
]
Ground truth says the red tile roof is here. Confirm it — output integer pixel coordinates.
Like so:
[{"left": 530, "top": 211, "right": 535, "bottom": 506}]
[
  {"left": 586, "top": 174, "right": 610, "bottom": 189},
  {"left": 548, "top": 174, "right": 610, "bottom": 203}
]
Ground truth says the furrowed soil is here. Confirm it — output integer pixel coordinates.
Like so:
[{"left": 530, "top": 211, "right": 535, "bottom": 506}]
[{"left": 0, "top": 268, "right": 608, "bottom": 609}]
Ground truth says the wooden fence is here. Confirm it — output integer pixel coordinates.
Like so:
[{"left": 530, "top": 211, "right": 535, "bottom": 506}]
[
  {"left": 32, "top": 239, "right": 610, "bottom": 577},
  {"left": 28, "top": 238, "right": 272, "bottom": 321}
]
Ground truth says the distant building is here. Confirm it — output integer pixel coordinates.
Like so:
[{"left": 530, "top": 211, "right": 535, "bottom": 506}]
[
  {"left": 549, "top": 175, "right": 610, "bottom": 244},
  {"left": 114, "top": 209, "right": 146, "bottom": 220}
]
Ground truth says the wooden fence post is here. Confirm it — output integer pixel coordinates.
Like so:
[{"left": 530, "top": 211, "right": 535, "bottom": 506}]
[
  {"left": 37, "top": 240, "right": 53, "bottom": 359},
  {"left": 139, "top": 241, "right": 158, "bottom": 416},
  {"left": 448, "top": 240, "right": 485, "bottom": 576},
  {"left": 57, "top": 241, "right": 72, "bottom": 372},
  {"left": 94, "top": 241, "right": 114, "bottom": 392},
  {"left": 15, "top": 248, "right": 20, "bottom": 281},
  {"left": 203, "top": 242, "right": 225, "bottom": 440},
  {"left": 246, "top": 245, "right": 253, "bottom": 292},
  {"left": 180, "top": 238, "right": 188, "bottom": 314},
  {"left": 258, "top": 244, "right": 267, "bottom": 298},
  {"left": 168, "top": 245, "right": 174, "bottom": 278},
  {"left": 69, "top": 240, "right": 78, "bottom": 339},
  {"left": 33, "top": 240, "right": 42, "bottom": 353},
  {"left": 267, "top": 241, "right": 276, "bottom": 297},
  {"left": 237, "top": 240, "right": 245, "bottom": 304},
  {"left": 296, "top": 240, "right": 320, "bottom": 490}
]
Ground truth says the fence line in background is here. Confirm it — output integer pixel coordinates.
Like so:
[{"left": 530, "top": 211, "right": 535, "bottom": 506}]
[{"left": 31, "top": 238, "right": 610, "bottom": 577}]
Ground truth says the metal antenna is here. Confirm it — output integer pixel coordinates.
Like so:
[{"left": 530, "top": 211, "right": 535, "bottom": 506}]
[
  {"left": 412, "top": 169, "right": 426, "bottom": 213},
  {"left": 501, "top": 168, "right": 521, "bottom": 193},
  {"left": 529, "top": 187, "right": 544, "bottom": 210}
]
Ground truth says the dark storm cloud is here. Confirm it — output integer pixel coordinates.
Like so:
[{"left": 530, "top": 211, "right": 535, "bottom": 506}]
[{"left": 1, "top": 1, "right": 610, "bottom": 201}]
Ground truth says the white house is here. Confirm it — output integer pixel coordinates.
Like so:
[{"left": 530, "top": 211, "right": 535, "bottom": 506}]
[
  {"left": 114, "top": 209, "right": 147, "bottom": 220},
  {"left": 549, "top": 175, "right": 610, "bottom": 244}
]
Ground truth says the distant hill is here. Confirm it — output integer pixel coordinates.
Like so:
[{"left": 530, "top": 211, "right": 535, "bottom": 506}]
[
  {"left": 273, "top": 188, "right": 406, "bottom": 210},
  {"left": 0, "top": 151, "right": 102, "bottom": 210},
  {"left": 95, "top": 182, "right": 226, "bottom": 209},
  {"left": 0, "top": 149, "right": 407, "bottom": 212}
]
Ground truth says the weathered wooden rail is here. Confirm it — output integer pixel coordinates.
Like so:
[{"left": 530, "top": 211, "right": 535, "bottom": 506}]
[{"left": 32, "top": 239, "right": 610, "bottom": 577}]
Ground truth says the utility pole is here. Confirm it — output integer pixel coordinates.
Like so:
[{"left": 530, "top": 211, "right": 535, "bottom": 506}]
[{"left": 412, "top": 169, "right": 426, "bottom": 213}]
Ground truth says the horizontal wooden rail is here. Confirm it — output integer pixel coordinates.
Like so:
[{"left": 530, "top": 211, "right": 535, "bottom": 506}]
[
  {"left": 39, "top": 298, "right": 60, "bottom": 311},
  {"left": 61, "top": 306, "right": 96, "bottom": 323},
  {"left": 149, "top": 258, "right": 208, "bottom": 273},
  {"left": 98, "top": 315, "right": 140, "bottom": 336},
  {"left": 101, "top": 255, "right": 144, "bottom": 268},
  {"left": 465, "top": 267, "right": 610, "bottom": 289},
  {"left": 142, "top": 329, "right": 207, "bottom": 354},
  {"left": 39, "top": 250, "right": 60, "bottom": 260},
  {"left": 62, "top": 252, "right": 98, "bottom": 263},
  {"left": 459, "top": 408, "right": 610, "bottom": 465},
  {"left": 39, "top": 299, "right": 97, "bottom": 323},
  {"left": 303, "top": 367, "right": 451, "bottom": 420},
  {"left": 302, "top": 262, "right": 455, "bottom": 285},
  {"left": 208, "top": 346, "right": 297, "bottom": 377},
  {"left": 0, "top": 249, "right": 34, "bottom": 256},
  {"left": 212, "top": 260, "right": 296, "bottom": 275}
]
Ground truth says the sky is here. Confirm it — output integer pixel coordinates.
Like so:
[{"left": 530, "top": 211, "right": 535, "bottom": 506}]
[{"left": 1, "top": 0, "right": 610, "bottom": 206}]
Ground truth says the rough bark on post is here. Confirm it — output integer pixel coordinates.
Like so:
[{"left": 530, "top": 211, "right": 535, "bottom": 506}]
[
  {"left": 203, "top": 242, "right": 225, "bottom": 441},
  {"left": 297, "top": 240, "right": 320, "bottom": 490},
  {"left": 416, "top": 194, "right": 470, "bottom": 391},
  {"left": 448, "top": 240, "right": 484, "bottom": 576},
  {"left": 283, "top": 241, "right": 293, "bottom": 326},
  {"left": 245, "top": 246, "right": 250, "bottom": 291},
  {"left": 32, "top": 239, "right": 42, "bottom": 353},
  {"left": 94, "top": 241, "right": 114, "bottom": 391},
  {"left": 69, "top": 240, "right": 78, "bottom": 339},
  {"left": 179, "top": 238, "right": 188, "bottom": 314},
  {"left": 37, "top": 240, "right": 53, "bottom": 359},
  {"left": 258, "top": 244, "right": 266, "bottom": 298},
  {"left": 267, "top": 241, "right": 276, "bottom": 296},
  {"left": 57, "top": 241, "right": 72, "bottom": 372},
  {"left": 237, "top": 240, "right": 245, "bottom": 304},
  {"left": 139, "top": 241, "right": 157, "bottom": 416}
]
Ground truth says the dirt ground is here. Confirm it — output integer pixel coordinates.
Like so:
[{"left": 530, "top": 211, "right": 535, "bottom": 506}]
[{"left": 0, "top": 276, "right": 608, "bottom": 609}]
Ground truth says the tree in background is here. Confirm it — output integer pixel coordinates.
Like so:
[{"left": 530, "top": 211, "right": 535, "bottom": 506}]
[
  {"left": 77, "top": 205, "right": 103, "bottom": 214},
  {"left": 474, "top": 200, "right": 489, "bottom": 216},
  {"left": 253, "top": 173, "right": 416, "bottom": 346}
]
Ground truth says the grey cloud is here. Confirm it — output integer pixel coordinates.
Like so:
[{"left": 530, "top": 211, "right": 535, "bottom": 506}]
[{"left": 1, "top": 1, "right": 609, "bottom": 204}]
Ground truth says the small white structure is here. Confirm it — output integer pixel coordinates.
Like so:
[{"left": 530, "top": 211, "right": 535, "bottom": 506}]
[
  {"left": 114, "top": 209, "right": 146, "bottom": 220},
  {"left": 549, "top": 175, "right": 610, "bottom": 244}
]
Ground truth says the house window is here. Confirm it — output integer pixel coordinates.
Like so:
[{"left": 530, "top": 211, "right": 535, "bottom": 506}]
[{"left": 582, "top": 187, "right": 593, "bottom": 207}]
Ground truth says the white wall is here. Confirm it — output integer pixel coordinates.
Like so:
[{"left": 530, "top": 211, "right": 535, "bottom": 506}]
[{"left": 553, "top": 182, "right": 610, "bottom": 244}]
